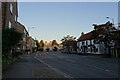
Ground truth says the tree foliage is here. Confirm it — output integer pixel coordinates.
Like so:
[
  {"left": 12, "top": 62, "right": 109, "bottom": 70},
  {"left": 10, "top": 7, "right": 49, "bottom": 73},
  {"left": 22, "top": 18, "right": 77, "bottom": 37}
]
[
  {"left": 61, "top": 35, "right": 77, "bottom": 53},
  {"left": 92, "top": 21, "right": 117, "bottom": 54},
  {"left": 39, "top": 40, "right": 44, "bottom": 47},
  {"left": 52, "top": 40, "right": 59, "bottom": 46},
  {"left": 61, "top": 35, "right": 76, "bottom": 46},
  {"left": 34, "top": 40, "right": 40, "bottom": 50},
  {"left": 2, "top": 28, "right": 22, "bottom": 51},
  {"left": 2, "top": 28, "right": 22, "bottom": 57}
]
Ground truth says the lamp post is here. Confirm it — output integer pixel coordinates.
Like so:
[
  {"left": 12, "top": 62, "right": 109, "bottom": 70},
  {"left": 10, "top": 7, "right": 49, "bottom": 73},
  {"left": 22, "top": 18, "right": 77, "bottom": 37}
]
[
  {"left": 28, "top": 27, "right": 35, "bottom": 34},
  {"left": 106, "top": 16, "right": 114, "bottom": 27}
]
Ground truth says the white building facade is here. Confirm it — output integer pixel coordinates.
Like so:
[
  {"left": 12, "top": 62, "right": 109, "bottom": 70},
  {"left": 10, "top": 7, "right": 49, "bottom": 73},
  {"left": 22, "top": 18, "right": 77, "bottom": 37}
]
[{"left": 77, "top": 32, "right": 105, "bottom": 54}]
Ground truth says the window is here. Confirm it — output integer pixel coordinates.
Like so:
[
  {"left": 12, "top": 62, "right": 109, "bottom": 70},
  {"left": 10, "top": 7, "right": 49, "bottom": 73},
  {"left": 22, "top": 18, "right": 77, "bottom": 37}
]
[
  {"left": 10, "top": 3, "right": 13, "bottom": 13},
  {"left": 8, "top": 21, "right": 11, "bottom": 28},
  {"left": 77, "top": 43, "right": 79, "bottom": 47},
  {"left": 91, "top": 40, "right": 94, "bottom": 44},
  {"left": 15, "top": 15, "right": 17, "bottom": 21},
  {"left": 23, "top": 38, "right": 26, "bottom": 42},
  {"left": 24, "top": 29, "right": 26, "bottom": 35},
  {"left": 82, "top": 42, "right": 84, "bottom": 45},
  {"left": 86, "top": 41, "right": 88, "bottom": 45}
]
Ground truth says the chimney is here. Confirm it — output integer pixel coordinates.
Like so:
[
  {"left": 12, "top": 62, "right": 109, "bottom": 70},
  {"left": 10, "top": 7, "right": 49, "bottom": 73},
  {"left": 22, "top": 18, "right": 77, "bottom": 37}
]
[{"left": 81, "top": 32, "right": 84, "bottom": 35}]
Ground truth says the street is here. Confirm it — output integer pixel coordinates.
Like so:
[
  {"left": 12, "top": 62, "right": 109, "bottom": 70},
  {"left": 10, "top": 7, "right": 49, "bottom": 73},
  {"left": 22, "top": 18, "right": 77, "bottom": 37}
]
[
  {"left": 34, "top": 51, "right": 118, "bottom": 78},
  {"left": 2, "top": 1, "right": 120, "bottom": 80},
  {"left": 3, "top": 51, "right": 119, "bottom": 78}
]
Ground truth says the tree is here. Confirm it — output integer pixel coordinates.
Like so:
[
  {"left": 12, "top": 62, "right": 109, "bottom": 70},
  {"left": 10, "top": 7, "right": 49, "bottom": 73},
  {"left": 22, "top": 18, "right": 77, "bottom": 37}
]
[
  {"left": 39, "top": 40, "right": 44, "bottom": 51},
  {"left": 2, "top": 28, "right": 22, "bottom": 62},
  {"left": 92, "top": 21, "right": 117, "bottom": 56},
  {"left": 39, "top": 40, "right": 44, "bottom": 47},
  {"left": 61, "top": 35, "right": 77, "bottom": 53},
  {"left": 52, "top": 40, "right": 59, "bottom": 46},
  {"left": 34, "top": 40, "right": 40, "bottom": 50}
]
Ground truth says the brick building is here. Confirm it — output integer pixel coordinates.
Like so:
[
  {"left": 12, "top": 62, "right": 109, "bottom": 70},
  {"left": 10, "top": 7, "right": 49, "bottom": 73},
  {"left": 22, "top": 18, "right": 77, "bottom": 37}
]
[
  {"left": 16, "top": 22, "right": 28, "bottom": 51},
  {"left": 28, "top": 37, "right": 36, "bottom": 52},
  {"left": 2, "top": 1, "right": 18, "bottom": 29}
]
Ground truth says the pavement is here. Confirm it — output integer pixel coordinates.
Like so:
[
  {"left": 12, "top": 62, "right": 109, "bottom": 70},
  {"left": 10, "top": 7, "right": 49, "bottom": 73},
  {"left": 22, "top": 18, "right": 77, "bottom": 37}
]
[{"left": 2, "top": 53, "right": 67, "bottom": 79}]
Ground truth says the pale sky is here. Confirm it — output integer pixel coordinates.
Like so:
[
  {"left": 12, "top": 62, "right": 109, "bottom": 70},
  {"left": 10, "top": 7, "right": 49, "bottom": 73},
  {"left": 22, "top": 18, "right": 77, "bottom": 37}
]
[{"left": 18, "top": 2, "right": 118, "bottom": 43}]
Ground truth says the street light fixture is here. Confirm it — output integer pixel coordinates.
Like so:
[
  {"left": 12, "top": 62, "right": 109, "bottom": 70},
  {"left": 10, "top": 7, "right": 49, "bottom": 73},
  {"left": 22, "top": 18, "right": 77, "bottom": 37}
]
[
  {"left": 106, "top": 16, "right": 114, "bottom": 27},
  {"left": 27, "top": 27, "right": 35, "bottom": 50},
  {"left": 28, "top": 27, "right": 35, "bottom": 34}
]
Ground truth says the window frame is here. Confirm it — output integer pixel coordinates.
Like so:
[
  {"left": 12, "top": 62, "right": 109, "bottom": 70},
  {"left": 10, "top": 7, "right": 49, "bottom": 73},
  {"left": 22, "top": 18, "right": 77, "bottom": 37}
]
[
  {"left": 8, "top": 21, "right": 12, "bottom": 28},
  {"left": 10, "top": 3, "right": 13, "bottom": 14}
]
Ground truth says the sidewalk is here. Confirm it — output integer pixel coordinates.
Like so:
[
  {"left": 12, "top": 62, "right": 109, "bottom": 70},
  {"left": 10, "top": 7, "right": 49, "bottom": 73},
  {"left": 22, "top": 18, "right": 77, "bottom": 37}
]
[{"left": 2, "top": 54, "right": 66, "bottom": 79}]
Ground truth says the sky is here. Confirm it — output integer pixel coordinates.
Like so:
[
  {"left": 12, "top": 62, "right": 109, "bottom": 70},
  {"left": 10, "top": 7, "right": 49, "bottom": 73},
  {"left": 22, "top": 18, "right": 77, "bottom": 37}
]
[{"left": 18, "top": 2, "right": 118, "bottom": 43}]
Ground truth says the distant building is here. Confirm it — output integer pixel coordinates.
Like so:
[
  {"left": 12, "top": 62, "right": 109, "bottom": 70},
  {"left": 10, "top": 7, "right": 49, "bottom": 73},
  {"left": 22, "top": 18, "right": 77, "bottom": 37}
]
[
  {"left": 16, "top": 22, "right": 28, "bottom": 51},
  {"left": 28, "top": 37, "right": 36, "bottom": 52},
  {"left": 43, "top": 41, "right": 62, "bottom": 51},
  {"left": 2, "top": 1, "right": 18, "bottom": 29}
]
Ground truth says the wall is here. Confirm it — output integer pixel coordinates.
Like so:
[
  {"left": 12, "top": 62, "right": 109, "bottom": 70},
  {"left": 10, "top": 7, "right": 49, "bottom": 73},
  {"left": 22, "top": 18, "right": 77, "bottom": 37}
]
[
  {"left": 77, "top": 39, "right": 105, "bottom": 54},
  {"left": 2, "top": 2, "right": 18, "bottom": 29}
]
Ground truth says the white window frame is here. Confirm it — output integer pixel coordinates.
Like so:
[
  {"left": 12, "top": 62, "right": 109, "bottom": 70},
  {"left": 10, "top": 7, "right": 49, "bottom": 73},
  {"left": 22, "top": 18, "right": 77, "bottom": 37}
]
[
  {"left": 23, "top": 38, "right": 26, "bottom": 42},
  {"left": 8, "top": 21, "right": 11, "bottom": 28},
  {"left": 10, "top": 3, "right": 13, "bottom": 14},
  {"left": 88, "top": 40, "right": 90, "bottom": 45},
  {"left": 24, "top": 29, "right": 26, "bottom": 35}
]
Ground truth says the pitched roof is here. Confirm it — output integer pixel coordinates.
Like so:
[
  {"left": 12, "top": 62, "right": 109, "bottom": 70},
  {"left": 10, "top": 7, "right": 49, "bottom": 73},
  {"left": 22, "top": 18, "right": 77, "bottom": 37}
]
[{"left": 78, "top": 32, "right": 92, "bottom": 41}]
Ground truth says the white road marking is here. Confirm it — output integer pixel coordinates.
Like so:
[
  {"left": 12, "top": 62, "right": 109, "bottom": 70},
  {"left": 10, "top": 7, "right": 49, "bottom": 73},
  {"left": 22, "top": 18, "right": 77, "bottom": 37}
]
[
  {"left": 105, "top": 69, "right": 110, "bottom": 72},
  {"left": 88, "top": 65, "right": 111, "bottom": 72},
  {"left": 65, "top": 59, "right": 76, "bottom": 63}
]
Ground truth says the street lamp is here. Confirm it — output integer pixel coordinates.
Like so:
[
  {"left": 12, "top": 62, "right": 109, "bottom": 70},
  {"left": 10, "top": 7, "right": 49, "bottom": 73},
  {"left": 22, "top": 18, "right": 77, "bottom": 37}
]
[
  {"left": 27, "top": 27, "right": 35, "bottom": 50},
  {"left": 28, "top": 27, "right": 35, "bottom": 34},
  {"left": 106, "top": 16, "right": 114, "bottom": 27}
]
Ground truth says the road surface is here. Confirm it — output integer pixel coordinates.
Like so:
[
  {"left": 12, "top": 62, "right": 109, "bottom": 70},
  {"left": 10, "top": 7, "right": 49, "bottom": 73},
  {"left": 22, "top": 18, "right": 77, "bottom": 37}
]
[{"left": 34, "top": 51, "right": 118, "bottom": 78}]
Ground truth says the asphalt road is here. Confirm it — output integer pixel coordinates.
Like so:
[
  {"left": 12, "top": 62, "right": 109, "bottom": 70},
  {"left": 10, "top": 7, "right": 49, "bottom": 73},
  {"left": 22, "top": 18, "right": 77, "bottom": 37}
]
[
  {"left": 34, "top": 51, "right": 119, "bottom": 78},
  {"left": 3, "top": 54, "right": 66, "bottom": 78}
]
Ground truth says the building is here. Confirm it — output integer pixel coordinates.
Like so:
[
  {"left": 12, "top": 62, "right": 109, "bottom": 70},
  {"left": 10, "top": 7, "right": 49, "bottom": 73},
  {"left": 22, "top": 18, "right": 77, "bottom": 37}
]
[
  {"left": 0, "top": 2, "right": 2, "bottom": 28},
  {"left": 110, "top": 30, "right": 120, "bottom": 58},
  {"left": 77, "top": 22, "right": 118, "bottom": 55},
  {"left": 2, "top": 1, "right": 18, "bottom": 29},
  {"left": 77, "top": 32, "right": 105, "bottom": 54},
  {"left": 43, "top": 41, "right": 62, "bottom": 51},
  {"left": 16, "top": 22, "right": 28, "bottom": 52},
  {"left": 28, "top": 37, "right": 36, "bottom": 52}
]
